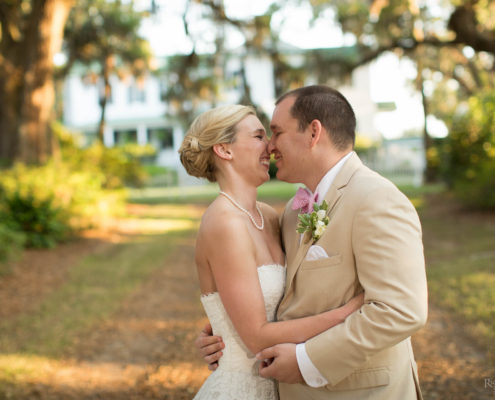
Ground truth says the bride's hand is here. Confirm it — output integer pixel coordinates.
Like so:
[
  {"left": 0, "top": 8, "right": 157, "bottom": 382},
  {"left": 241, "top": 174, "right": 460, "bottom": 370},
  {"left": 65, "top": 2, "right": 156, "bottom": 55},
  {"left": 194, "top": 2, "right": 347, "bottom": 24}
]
[
  {"left": 195, "top": 323, "right": 225, "bottom": 371},
  {"left": 342, "top": 291, "right": 364, "bottom": 316}
]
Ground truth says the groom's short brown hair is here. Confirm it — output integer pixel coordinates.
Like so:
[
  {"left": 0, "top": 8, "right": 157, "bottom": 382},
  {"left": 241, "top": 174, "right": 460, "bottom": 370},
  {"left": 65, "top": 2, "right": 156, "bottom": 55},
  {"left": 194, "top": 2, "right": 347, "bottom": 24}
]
[{"left": 276, "top": 85, "right": 356, "bottom": 150}]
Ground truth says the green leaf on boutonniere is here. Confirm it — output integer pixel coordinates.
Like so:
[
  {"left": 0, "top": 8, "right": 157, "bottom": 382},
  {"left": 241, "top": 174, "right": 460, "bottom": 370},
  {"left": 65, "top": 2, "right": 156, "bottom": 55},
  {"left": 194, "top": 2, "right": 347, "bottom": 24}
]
[{"left": 296, "top": 200, "right": 330, "bottom": 241}]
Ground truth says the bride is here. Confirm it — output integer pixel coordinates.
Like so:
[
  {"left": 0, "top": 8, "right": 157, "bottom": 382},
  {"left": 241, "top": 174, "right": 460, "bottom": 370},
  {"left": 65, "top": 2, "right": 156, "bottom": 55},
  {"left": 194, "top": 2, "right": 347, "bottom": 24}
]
[{"left": 179, "top": 105, "right": 363, "bottom": 400}]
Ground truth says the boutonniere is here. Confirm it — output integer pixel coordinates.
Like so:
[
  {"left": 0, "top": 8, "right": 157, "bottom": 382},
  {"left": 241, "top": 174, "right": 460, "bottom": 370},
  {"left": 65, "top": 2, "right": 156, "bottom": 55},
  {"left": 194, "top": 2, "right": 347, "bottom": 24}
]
[{"left": 296, "top": 200, "right": 329, "bottom": 241}]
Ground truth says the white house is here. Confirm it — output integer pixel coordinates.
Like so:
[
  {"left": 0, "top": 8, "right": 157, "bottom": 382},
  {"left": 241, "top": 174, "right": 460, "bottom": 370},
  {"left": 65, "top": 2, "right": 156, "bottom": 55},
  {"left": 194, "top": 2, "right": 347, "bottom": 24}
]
[
  {"left": 62, "top": 46, "right": 423, "bottom": 186},
  {"left": 63, "top": 65, "right": 184, "bottom": 173}
]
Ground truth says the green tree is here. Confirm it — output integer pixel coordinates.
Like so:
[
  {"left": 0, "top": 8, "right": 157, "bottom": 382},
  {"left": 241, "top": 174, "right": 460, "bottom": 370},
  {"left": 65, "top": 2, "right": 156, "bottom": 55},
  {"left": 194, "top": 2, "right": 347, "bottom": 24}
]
[
  {"left": 162, "top": 0, "right": 282, "bottom": 129},
  {"left": 0, "top": 0, "right": 73, "bottom": 164},
  {"left": 439, "top": 90, "right": 495, "bottom": 207},
  {"left": 302, "top": 0, "right": 495, "bottom": 182},
  {"left": 62, "top": 0, "right": 152, "bottom": 142}
]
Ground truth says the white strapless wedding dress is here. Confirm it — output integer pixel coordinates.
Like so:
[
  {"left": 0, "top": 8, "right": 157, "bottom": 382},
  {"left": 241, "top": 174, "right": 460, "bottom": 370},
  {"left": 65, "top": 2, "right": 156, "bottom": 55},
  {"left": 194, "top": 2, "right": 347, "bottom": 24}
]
[{"left": 194, "top": 264, "right": 286, "bottom": 400}]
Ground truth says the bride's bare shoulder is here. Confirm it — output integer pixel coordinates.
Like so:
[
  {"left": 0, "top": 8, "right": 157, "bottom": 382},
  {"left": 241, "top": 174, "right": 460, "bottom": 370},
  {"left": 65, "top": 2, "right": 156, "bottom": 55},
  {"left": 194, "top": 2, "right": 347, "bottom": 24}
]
[
  {"left": 196, "top": 200, "right": 255, "bottom": 268},
  {"left": 198, "top": 200, "right": 248, "bottom": 240}
]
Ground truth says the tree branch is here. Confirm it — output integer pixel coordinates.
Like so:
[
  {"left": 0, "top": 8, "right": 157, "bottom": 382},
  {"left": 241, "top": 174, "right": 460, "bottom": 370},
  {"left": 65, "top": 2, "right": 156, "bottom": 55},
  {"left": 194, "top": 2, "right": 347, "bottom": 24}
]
[
  {"left": 200, "top": 0, "right": 246, "bottom": 29},
  {"left": 448, "top": 4, "right": 495, "bottom": 54},
  {"left": 351, "top": 37, "right": 461, "bottom": 69}
]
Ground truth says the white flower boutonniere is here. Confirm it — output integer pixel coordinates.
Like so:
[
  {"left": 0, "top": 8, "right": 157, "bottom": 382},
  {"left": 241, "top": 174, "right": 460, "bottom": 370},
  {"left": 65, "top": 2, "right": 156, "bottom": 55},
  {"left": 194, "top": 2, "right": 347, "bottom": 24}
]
[{"left": 296, "top": 200, "right": 329, "bottom": 241}]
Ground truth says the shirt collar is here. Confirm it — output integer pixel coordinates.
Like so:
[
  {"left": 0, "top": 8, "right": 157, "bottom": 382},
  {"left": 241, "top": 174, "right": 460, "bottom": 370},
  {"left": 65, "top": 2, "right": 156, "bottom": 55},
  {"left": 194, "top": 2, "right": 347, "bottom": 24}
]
[{"left": 314, "top": 151, "right": 353, "bottom": 204}]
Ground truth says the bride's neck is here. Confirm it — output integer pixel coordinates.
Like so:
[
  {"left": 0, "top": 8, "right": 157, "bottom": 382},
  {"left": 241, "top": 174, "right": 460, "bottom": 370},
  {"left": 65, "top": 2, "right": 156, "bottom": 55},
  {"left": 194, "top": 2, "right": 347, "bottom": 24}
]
[{"left": 217, "top": 176, "right": 258, "bottom": 210}]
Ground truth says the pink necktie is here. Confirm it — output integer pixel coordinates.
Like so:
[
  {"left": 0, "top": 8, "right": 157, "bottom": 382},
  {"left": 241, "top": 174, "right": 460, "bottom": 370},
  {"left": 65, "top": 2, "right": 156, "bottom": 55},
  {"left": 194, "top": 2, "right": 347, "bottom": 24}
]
[{"left": 292, "top": 187, "right": 319, "bottom": 214}]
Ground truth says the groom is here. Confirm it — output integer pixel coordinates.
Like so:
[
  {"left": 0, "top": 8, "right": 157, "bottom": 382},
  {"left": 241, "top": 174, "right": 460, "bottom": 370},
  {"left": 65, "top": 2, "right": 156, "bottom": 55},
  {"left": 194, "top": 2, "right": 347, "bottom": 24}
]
[{"left": 197, "top": 85, "right": 428, "bottom": 399}]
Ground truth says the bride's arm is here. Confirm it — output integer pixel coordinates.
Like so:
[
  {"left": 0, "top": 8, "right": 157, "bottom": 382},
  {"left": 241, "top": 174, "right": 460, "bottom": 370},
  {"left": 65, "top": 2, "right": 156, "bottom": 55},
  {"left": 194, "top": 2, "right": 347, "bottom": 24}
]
[{"left": 205, "top": 217, "right": 363, "bottom": 355}]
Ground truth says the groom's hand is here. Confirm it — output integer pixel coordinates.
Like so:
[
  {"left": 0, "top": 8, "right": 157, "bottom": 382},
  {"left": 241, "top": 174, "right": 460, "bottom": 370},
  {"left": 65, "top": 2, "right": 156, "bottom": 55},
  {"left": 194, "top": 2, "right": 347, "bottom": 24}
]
[
  {"left": 195, "top": 323, "right": 225, "bottom": 371},
  {"left": 257, "top": 343, "right": 304, "bottom": 384}
]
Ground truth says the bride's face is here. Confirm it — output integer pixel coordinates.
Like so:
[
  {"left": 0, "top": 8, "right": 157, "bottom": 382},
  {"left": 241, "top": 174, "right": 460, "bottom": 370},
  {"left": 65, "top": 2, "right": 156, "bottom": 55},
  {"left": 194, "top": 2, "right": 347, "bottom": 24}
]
[{"left": 230, "top": 115, "right": 270, "bottom": 186}]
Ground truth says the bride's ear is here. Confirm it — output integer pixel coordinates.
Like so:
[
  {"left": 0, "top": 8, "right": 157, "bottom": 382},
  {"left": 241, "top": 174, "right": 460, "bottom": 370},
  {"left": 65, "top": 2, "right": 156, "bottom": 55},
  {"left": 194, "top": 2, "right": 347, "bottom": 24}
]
[{"left": 213, "top": 143, "right": 233, "bottom": 160}]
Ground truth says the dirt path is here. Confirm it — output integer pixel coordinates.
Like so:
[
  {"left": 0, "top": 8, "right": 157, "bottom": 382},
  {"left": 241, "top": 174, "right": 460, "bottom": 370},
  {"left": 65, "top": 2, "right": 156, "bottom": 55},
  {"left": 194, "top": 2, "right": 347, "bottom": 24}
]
[
  {"left": 54, "top": 234, "right": 211, "bottom": 400},
  {"left": 1, "top": 204, "right": 494, "bottom": 399},
  {"left": 413, "top": 306, "right": 495, "bottom": 399}
]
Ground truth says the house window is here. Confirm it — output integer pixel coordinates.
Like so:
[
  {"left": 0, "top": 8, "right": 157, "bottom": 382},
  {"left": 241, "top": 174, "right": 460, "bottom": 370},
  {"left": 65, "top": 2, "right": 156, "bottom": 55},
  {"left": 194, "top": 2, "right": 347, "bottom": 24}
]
[
  {"left": 128, "top": 84, "right": 146, "bottom": 103},
  {"left": 115, "top": 129, "right": 137, "bottom": 145},
  {"left": 149, "top": 127, "right": 173, "bottom": 149},
  {"left": 159, "top": 78, "right": 168, "bottom": 102}
]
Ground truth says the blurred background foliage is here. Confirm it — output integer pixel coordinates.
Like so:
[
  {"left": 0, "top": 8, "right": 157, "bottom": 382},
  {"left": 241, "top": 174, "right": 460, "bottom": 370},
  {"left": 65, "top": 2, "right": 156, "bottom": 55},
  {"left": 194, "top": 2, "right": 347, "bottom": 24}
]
[{"left": 0, "top": 0, "right": 494, "bottom": 264}]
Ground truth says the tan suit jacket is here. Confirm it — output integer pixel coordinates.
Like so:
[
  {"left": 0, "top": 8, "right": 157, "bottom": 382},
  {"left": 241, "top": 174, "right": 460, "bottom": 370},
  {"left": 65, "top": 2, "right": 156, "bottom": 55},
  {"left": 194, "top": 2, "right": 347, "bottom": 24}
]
[{"left": 277, "top": 153, "right": 428, "bottom": 400}]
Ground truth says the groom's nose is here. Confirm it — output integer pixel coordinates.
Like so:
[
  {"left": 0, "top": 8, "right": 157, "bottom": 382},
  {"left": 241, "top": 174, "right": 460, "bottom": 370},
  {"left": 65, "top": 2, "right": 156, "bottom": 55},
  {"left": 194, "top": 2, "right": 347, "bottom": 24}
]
[{"left": 267, "top": 137, "right": 275, "bottom": 154}]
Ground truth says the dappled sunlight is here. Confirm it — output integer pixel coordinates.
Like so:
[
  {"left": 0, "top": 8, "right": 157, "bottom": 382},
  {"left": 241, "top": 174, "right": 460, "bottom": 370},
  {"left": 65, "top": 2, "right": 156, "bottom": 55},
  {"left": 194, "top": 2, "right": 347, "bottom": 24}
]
[
  {"left": 412, "top": 305, "right": 495, "bottom": 399},
  {"left": 0, "top": 354, "right": 208, "bottom": 394},
  {"left": 126, "top": 203, "right": 207, "bottom": 219},
  {"left": 80, "top": 218, "right": 198, "bottom": 243},
  {"left": 105, "top": 317, "right": 206, "bottom": 336},
  {"left": 129, "top": 184, "right": 218, "bottom": 199},
  {"left": 106, "top": 218, "right": 198, "bottom": 235},
  {"left": 147, "top": 362, "right": 209, "bottom": 390},
  {"left": 79, "top": 203, "right": 205, "bottom": 243},
  {"left": 128, "top": 184, "right": 219, "bottom": 205}
]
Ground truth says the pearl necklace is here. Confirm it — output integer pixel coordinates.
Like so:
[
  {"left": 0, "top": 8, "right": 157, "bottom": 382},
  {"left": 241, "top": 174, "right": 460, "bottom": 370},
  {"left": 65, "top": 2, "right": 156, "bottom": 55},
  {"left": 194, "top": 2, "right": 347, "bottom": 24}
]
[{"left": 219, "top": 191, "right": 264, "bottom": 231}]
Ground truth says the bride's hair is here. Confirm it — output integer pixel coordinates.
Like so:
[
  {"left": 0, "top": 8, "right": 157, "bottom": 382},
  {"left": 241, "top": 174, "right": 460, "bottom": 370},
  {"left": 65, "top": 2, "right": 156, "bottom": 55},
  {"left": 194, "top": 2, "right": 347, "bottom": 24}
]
[{"left": 179, "top": 105, "right": 256, "bottom": 182}]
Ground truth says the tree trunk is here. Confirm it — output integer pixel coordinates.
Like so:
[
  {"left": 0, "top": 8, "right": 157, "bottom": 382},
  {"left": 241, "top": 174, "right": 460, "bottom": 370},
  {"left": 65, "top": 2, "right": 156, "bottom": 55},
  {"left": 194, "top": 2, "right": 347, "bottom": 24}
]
[
  {"left": 97, "top": 56, "right": 111, "bottom": 143},
  {"left": 0, "top": 2, "right": 24, "bottom": 164},
  {"left": 0, "top": 0, "right": 72, "bottom": 165},
  {"left": 0, "top": 59, "right": 22, "bottom": 164},
  {"left": 416, "top": 59, "right": 435, "bottom": 183},
  {"left": 18, "top": 0, "right": 72, "bottom": 164},
  {"left": 421, "top": 85, "right": 435, "bottom": 183}
]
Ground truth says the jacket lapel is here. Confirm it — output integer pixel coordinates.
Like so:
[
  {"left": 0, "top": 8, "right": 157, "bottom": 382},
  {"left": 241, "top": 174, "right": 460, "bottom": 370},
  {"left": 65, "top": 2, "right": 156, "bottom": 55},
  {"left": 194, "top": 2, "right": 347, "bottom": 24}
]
[
  {"left": 281, "top": 200, "right": 300, "bottom": 264},
  {"left": 282, "top": 153, "right": 363, "bottom": 300}
]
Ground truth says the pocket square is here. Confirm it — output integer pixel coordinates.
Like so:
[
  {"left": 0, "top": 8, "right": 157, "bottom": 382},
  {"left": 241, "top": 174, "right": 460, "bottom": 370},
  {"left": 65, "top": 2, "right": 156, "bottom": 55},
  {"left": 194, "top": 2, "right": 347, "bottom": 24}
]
[{"left": 305, "top": 245, "right": 329, "bottom": 261}]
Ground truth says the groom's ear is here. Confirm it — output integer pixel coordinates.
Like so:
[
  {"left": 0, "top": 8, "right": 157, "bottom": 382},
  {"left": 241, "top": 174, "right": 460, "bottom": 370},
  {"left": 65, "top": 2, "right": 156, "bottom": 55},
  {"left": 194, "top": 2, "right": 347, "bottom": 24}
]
[
  {"left": 213, "top": 143, "right": 233, "bottom": 160},
  {"left": 308, "top": 119, "right": 323, "bottom": 148}
]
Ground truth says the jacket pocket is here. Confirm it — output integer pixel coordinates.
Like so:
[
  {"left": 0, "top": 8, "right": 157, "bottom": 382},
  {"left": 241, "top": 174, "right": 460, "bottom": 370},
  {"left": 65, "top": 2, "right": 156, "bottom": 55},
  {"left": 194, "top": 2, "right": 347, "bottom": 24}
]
[
  {"left": 301, "top": 254, "right": 342, "bottom": 270},
  {"left": 326, "top": 366, "right": 390, "bottom": 391}
]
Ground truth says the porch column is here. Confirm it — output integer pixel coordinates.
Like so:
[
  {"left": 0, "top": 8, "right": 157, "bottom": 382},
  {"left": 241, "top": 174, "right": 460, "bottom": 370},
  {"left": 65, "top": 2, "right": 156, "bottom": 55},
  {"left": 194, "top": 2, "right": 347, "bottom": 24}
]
[
  {"left": 137, "top": 124, "right": 148, "bottom": 145},
  {"left": 103, "top": 126, "right": 114, "bottom": 147}
]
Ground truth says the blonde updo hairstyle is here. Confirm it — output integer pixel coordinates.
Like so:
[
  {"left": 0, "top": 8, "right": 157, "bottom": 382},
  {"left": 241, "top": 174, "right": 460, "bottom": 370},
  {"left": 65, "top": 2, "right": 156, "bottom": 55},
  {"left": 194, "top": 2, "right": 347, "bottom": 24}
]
[{"left": 179, "top": 105, "right": 256, "bottom": 182}]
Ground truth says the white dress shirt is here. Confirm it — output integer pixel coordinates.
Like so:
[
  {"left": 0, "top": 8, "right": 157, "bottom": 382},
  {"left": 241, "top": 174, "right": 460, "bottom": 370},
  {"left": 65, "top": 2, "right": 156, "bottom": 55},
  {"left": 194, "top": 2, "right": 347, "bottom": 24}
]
[{"left": 295, "top": 151, "right": 353, "bottom": 387}]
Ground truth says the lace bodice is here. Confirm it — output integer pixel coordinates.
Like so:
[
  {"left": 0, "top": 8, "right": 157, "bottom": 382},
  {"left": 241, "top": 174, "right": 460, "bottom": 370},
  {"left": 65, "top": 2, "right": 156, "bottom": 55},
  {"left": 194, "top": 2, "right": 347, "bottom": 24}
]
[{"left": 194, "top": 264, "right": 286, "bottom": 400}]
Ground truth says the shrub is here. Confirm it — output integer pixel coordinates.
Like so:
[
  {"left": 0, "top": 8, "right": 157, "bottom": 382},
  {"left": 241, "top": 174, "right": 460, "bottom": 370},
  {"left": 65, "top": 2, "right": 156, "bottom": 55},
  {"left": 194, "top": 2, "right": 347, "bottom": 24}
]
[
  {"left": 439, "top": 90, "right": 495, "bottom": 208},
  {"left": 0, "top": 161, "right": 126, "bottom": 241},
  {"left": 143, "top": 165, "right": 178, "bottom": 187},
  {"left": 87, "top": 144, "right": 149, "bottom": 188},
  {"left": 1, "top": 191, "right": 68, "bottom": 248},
  {"left": 53, "top": 122, "right": 153, "bottom": 189},
  {"left": 0, "top": 123, "right": 150, "bottom": 252}
]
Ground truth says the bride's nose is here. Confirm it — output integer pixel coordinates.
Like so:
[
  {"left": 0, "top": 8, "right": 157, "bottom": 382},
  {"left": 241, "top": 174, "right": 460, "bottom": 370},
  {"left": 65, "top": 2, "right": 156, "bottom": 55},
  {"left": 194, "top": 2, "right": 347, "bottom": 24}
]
[{"left": 267, "top": 138, "right": 275, "bottom": 154}]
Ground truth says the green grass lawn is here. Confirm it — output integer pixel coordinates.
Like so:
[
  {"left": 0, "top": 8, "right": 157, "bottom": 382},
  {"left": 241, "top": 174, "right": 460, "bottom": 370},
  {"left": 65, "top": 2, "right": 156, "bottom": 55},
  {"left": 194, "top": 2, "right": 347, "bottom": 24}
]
[
  {"left": 128, "top": 179, "right": 301, "bottom": 204},
  {"left": 0, "top": 213, "right": 201, "bottom": 360},
  {"left": 0, "top": 206, "right": 203, "bottom": 395},
  {"left": 0, "top": 235, "right": 174, "bottom": 357},
  {"left": 128, "top": 179, "right": 444, "bottom": 205},
  {"left": 418, "top": 196, "right": 495, "bottom": 359}
]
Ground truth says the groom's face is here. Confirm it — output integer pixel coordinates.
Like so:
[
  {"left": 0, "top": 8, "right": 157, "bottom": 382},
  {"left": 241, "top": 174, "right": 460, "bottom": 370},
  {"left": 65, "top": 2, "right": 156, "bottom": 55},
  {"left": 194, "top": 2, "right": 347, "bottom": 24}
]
[{"left": 268, "top": 96, "right": 309, "bottom": 184}]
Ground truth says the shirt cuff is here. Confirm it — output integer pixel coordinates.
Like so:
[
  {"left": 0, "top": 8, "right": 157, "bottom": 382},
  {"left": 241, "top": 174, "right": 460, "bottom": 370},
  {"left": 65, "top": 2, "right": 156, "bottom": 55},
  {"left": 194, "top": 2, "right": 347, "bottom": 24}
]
[{"left": 295, "top": 343, "right": 328, "bottom": 387}]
